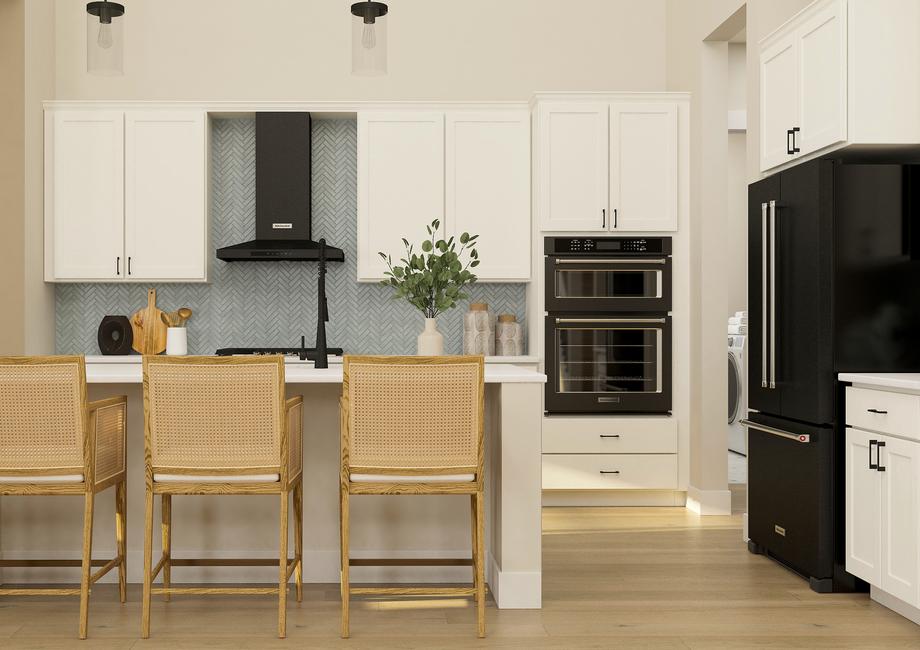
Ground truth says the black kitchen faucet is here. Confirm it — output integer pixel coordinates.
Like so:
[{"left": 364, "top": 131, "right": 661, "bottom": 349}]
[{"left": 311, "top": 238, "right": 329, "bottom": 368}]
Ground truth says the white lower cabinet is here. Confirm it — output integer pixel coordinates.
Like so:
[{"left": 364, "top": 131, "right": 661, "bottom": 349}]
[
  {"left": 542, "top": 454, "right": 678, "bottom": 491},
  {"left": 845, "top": 421, "right": 920, "bottom": 610}
]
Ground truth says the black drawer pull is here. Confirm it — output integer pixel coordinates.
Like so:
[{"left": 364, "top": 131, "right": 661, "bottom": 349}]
[
  {"left": 599, "top": 470, "right": 620, "bottom": 475},
  {"left": 599, "top": 434, "right": 620, "bottom": 439},
  {"left": 877, "top": 441, "right": 887, "bottom": 472},
  {"left": 869, "top": 439, "right": 878, "bottom": 469},
  {"left": 867, "top": 408, "right": 888, "bottom": 415}
]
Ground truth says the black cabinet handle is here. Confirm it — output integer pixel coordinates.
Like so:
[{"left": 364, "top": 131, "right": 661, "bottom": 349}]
[
  {"left": 869, "top": 439, "right": 878, "bottom": 469},
  {"left": 127, "top": 256, "right": 132, "bottom": 276},
  {"left": 867, "top": 408, "right": 888, "bottom": 414},
  {"left": 792, "top": 127, "right": 801, "bottom": 153},
  {"left": 599, "top": 470, "right": 620, "bottom": 475},
  {"left": 787, "top": 129, "right": 794, "bottom": 155},
  {"left": 877, "top": 441, "right": 887, "bottom": 471},
  {"left": 614, "top": 208, "right": 618, "bottom": 229},
  {"left": 599, "top": 434, "right": 620, "bottom": 439},
  {"left": 602, "top": 208, "right": 606, "bottom": 228},
  {"left": 116, "top": 256, "right": 120, "bottom": 275}
]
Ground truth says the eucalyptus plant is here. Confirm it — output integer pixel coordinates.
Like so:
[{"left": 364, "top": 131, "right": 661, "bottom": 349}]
[{"left": 379, "top": 219, "right": 480, "bottom": 319}]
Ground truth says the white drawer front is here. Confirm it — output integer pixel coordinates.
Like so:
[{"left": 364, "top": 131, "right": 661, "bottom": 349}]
[
  {"left": 543, "top": 417, "right": 677, "bottom": 454},
  {"left": 846, "top": 387, "right": 920, "bottom": 442},
  {"left": 542, "top": 454, "right": 678, "bottom": 490}
]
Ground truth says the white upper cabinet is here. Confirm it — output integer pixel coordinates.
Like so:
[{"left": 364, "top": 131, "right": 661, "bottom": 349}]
[
  {"left": 609, "top": 102, "right": 678, "bottom": 232},
  {"left": 760, "top": 0, "right": 920, "bottom": 173},
  {"left": 760, "top": 33, "right": 800, "bottom": 171},
  {"left": 46, "top": 110, "right": 125, "bottom": 280},
  {"left": 537, "top": 102, "right": 609, "bottom": 232},
  {"left": 45, "top": 108, "right": 208, "bottom": 282},
  {"left": 536, "top": 96, "right": 684, "bottom": 233},
  {"left": 357, "top": 112, "right": 445, "bottom": 282},
  {"left": 357, "top": 108, "right": 531, "bottom": 282},
  {"left": 445, "top": 111, "right": 530, "bottom": 281},
  {"left": 796, "top": 0, "right": 846, "bottom": 156},
  {"left": 125, "top": 111, "right": 207, "bottom": 281}
]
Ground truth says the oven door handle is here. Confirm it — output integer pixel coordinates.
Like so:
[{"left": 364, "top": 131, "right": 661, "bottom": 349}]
[
  {"left": 554, "top": 258, "right": 668, "bottom": 265},
  {"left": 554, "top": 318, "right": 666, "bottom": 324}
]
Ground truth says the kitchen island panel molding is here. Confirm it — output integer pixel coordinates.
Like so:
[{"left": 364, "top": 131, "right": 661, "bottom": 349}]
[{"left": 55, "top": 119, "right": 527, "bottom": 356}]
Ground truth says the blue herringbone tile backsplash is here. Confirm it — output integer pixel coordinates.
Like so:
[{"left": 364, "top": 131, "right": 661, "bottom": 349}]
[{"left": 55, "top": 119, "right": 527, "bottom": 355}]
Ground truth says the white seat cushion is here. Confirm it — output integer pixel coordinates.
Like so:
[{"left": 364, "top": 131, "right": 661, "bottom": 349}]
[
  {"left": 0, "top": 474, "right": 84, "bottom": 484},
  {"left": 153, "top": 473, "right": 280, "bottom": 483},
  {"left": 350, "top": 473, "right": 475, "bottom": 483}
]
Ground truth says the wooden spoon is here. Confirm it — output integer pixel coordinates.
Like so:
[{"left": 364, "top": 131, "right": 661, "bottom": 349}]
[
  {"left": 161, "top": 312, "right": 173, "bottom": 327},
  {"left": 177, "top": 307, "right": 193, "bottom": 327}
]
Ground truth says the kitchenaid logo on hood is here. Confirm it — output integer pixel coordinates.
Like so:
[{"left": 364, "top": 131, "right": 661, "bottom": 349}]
[{"left": 272, "top": 223, "right": 293, "bottom": 229}]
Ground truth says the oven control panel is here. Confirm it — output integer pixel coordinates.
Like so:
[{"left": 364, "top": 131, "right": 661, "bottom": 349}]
[{"left": 545, "top": 236, "right": 670, "bottom": 255}]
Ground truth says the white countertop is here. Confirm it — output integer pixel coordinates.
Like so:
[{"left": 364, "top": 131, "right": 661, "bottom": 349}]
[
  {"left": 84, "top": 355, "right": 545, "bottom": 384},
  {"left": 839, "top": 372, "right": 920, "bottom": 392}
]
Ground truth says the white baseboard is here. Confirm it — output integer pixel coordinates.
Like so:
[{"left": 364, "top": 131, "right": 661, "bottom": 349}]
[
  {"left": 542, "top": 490, "right": 687, "bottom": 507},
  {"left": 488, "top": 552, "right": 541, "bottom": 609},
  {"left": 871, "top": 586, "right": 920, "bottom": 626},
  {"left": 685, "top": 485, "right": 732, "bottom": 516}
]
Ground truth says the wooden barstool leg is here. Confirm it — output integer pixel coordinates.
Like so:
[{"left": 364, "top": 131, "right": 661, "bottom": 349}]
[
  {"left": 78, "top": 491, "right": 95, "bottom": 640},
  {"left": 475, "top": 490, "right": 486, "bottom": 639},
  {"left": 293, "top": 478, "right": 304, "bottom": 603},
  {"left": 278, "top": 489, "right": 289, "bottom": 639},
  {"left": 161, "top": 495, "right": 172, "bottom": 602},
  {"left": 115, "top": 480, "right": 127, "bottom": 604},
  {"left": 470, "top": 494, "right": 478, "bottom": 591},
  {"left": 340, "top": 488, "right": 350, "bottom": 639},
  {"left": 141, "top": 489, "right": 154, "bottom": 638}
]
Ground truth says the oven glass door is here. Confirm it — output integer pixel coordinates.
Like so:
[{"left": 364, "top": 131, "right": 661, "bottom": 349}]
[
  {"left": 545, "top": 316, "right": 672, "bottom": 414},
  {"left": 545, "top": 257, "right": 671, "bottom": 312}
]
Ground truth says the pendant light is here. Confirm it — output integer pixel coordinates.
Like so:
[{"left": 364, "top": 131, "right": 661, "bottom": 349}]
[
  {"left": 350, "top": 1, "right": 388, "bottom": 76},
  {"left": 86, "top": 1, "right": 125, "bottom": 76}
]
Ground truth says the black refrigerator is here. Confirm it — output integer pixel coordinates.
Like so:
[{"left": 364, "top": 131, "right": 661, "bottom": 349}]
[{"left": 746, "top": 158, "right": 920, "bottom": 592}]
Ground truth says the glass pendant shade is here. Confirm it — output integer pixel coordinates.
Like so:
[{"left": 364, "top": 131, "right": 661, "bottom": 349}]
[
  {"left": 351, "top": 1, "right": 388, "bottom": 76},
  {"left": 86, "top": 1, "right": 125, "bottom": 76}
]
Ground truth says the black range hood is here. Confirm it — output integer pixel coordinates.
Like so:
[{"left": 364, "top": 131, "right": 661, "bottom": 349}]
[{"left": 216, "top": 112, "right": 345, "bottom": 262}]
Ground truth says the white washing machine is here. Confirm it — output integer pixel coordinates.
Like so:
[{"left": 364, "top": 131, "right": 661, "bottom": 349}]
[{"left": 728, "top": 333, "right": 747, "bottom": 455}]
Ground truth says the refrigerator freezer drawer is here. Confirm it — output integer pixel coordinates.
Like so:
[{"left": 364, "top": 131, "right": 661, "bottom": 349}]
[
  {"left": 747, "top": 417, "right": 834, "bottom": 582},
  {"left": 845, "top": 386, "right": 920, "bottom": 442}
]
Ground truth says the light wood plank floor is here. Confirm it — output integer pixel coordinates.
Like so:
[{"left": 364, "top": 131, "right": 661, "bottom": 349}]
[{"left": 1, "top": 507, "right": 918, "bottom": 649}]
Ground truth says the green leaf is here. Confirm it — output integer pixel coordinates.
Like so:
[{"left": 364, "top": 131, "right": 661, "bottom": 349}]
[
  {"left": 459, "top": 232, "right": 470, "bottom": 244},
  {"left": 421, "top": 240, "right": 433, "bottom": 253},
  {"left": 470, "top": 260, "right": 480, "bottom": 267}
]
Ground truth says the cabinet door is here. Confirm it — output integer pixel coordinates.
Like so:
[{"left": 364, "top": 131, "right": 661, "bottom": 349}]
[
  {"left": 47, "top": 110, "right": 124, "bottom": 280},
  {"left": 124, "top": 111, "right": 207, "bottom": 281},
  {"left": 445, "top": 111, "right": 530, "bottom": 281},
  {"left": 880, "top": 434, "right": 920, "bottom": 606},
  {"left": 845, "top": 428, "right": 882, "bottom": 585},
  {"left": 796, "top": 0, "right": 846, "bottom": 157},
  {"left": 357, "top": 112, "right": 444, "bottom": 281},
  {"left": 609, "top": 102, "right": 678, "bottom": 232},
  {"left": 760, "top": 32, "right": 799, "bottom": 171},
  {"left": 537, "top": 102, "right": 608, "bottom": 232}
]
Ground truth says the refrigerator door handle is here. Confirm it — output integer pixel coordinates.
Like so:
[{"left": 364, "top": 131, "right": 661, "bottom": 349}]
[
  {"left": 769, "top": 199, "right": 777, "bottom": 390},
  {"left": 740, "top": 419, "right": 811, "bottom": 443},
  {"left": 761, "top": 201, "right": 768, "bottom": 389}
]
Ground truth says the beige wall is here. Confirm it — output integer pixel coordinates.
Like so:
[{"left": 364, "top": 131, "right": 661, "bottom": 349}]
[
  {"left": 53, "top": 0, "right": 667, "bottom": 101},
  {"left": 0, "top": 0, "right": 26, "bottom": 356}
]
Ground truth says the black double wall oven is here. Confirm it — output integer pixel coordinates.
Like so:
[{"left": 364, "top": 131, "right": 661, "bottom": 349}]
[{"left": 544, "top": 236, "right": 672, "bottom": 415}]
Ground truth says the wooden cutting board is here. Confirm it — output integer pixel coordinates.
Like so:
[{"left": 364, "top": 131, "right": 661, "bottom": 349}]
[{"left": 130, "top": 288, "right": 168, "bottom": 355}]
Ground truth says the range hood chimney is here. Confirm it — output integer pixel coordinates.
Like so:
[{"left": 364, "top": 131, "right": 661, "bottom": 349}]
[{"left": 216, "top": 112, "right": 345, "bottom": 262}]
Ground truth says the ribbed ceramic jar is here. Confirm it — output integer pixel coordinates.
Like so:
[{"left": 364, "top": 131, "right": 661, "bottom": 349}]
[
  {"left": 462, "top": 303, "right": 495, "bottom": 355},
  {"left": 495, "top": 314, "right": 523, "bottom": 356}
]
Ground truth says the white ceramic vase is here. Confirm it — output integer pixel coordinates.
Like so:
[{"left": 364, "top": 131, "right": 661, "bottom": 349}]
[
  {"left": 417, "top": 318, "right": 444, "bottom": 355},
  {"left": 165, "top": 327, "right": 188, "bottom": 356}
]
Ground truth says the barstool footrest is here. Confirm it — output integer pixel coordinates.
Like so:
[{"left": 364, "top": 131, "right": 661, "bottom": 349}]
[
  {"left": 152, "top": 586, "right": 281, "bottom": 596},
  {"left": 349, "top": 558, "right": 473, "bottom": 567},
  {"left": 0, "top": 587, "right": 83, "bottom": 596},
  {"left": 351, "top": 586, "right": 476, "bottom": 597}
]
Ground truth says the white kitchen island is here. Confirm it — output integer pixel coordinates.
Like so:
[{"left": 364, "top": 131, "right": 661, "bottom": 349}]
[{"left": 0, "top": 357, "right": 545, "bottom": 609}]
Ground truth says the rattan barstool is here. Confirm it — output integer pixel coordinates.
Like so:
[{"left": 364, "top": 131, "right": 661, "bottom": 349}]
[
  {"left": 140, "top": 355, "right": 304, "bottom": 639},
  {"left": 0, "top": 355, "right": 127, "bottom": 639},
  {"left": 339, "top": 355, "right": 486, "bottom": 638}
]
